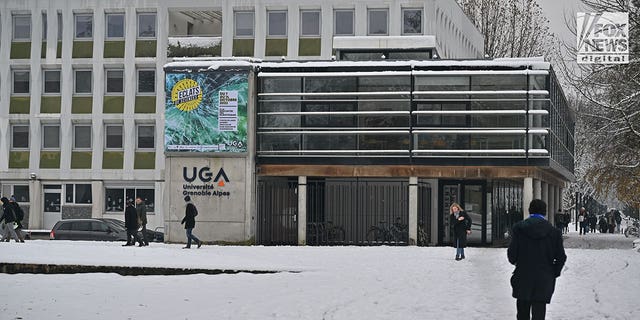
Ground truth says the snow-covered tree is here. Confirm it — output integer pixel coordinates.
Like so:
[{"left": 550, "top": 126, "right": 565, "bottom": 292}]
[{"left": 558, "top": 0, "right": 640, "bottom": 209}]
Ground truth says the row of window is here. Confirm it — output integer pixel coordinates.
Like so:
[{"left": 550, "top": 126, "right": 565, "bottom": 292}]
[
  {"left": 235, "top": 8, "right": 423, "bottom": 38},
  {"left": 10, "top": 124, "right": 155, "bottom": 150},
  {"left": 8, "top": 183, "right": 156, "bottom": 213},
  {"left": 11, "top": 69, "right": 155, "bottom": 95},
  {"left": 11, "top": 12, "right": 156, "bottom": 41}
]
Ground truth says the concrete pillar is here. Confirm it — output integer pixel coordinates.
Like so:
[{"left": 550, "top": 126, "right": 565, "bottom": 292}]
[
  {"left": 548, "top": 184, "right": 555, "bottom": 224},
  {"left": 91, "top": 181, "right": 104, "bottom": 219},
  {"left": 297, "top": 176, "right": 307, "bottom": 245},
  {"left": 28, "top": 180, "right": 42, "bottom": 229},
  {"left": 541, "top": 182, "right": 549, "bottom": 209},
  {"left": 523, "top": 177, "right": 533, "bottom": 220},
  {"left": 409, "top": 177, "right": 418, "bottom": 246},
  {"left": 533, "top": 179, "right": 542, "bottom": 199}
]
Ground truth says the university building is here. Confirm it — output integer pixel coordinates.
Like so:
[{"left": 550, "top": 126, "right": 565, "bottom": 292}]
[{"left": 0, "top": 0, "right": 573, "bottom": 246}]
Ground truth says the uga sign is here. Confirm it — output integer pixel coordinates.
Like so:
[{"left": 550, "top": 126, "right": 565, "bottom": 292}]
[{"left": 183, "top": 167, "right": 230, "bottom": 187}]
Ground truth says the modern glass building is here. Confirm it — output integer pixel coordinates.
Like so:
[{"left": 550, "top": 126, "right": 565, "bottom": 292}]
[{"left": 253, "top": 59, "right": 574, "bottom": 246}]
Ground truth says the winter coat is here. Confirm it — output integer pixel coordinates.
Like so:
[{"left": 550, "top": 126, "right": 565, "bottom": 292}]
[
  {"left": 124, "top": 205, "right": 139, "bottom": 230},
  {"left": 451, "top": 210, "right": 472, "bottom": 248},
  {"left": 136, "top": 201, "right": 148, "bottom": 225},
  {"left": 0, "top": 198, "right": 16, "bottom": 223},
  {"left": 508, "top": 217, "right": 567, "bottom": 303},
  {"left": 181, "top": 203, "right": 198, "bottom": 229}
]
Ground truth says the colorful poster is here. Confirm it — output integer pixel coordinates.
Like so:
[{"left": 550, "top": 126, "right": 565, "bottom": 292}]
[{"left": 165, "top": 72, "right": 248, "bottom": 153}]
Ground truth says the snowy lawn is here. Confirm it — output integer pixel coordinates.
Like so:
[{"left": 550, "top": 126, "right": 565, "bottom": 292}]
[{"left": 1, "top": 234, "right": 639, "bottom": 320}]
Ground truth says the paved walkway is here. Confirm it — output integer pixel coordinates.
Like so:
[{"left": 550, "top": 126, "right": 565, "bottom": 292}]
[{"left": 563, "top": 230, "right": 637, "bottom": 249}]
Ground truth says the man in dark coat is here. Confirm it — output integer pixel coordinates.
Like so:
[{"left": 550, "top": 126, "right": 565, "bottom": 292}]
[
  {"left": 508, "top": 199, "right": 566, "bottom": 320},
  {"left": 123, "top": 200, "right": 144, "bottom": 247},
  {"left": 1, "top": 197, "right": 21, "bottom": 242},
  {"left": 135, "top": 196, "right": 149, "bottom": 246},
  {"left": 181, "top": 196, "right": 202, "bottom": 249}
]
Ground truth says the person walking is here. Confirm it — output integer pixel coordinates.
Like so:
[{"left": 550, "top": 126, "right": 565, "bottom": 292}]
[
  {"left": 9, "top": 196, "right": 26, "bottom": 242},
  {"left": 614, "top": 210, "right": 622, "bottom": 234},
  {"left": 0, "top": 197, "right": 21, "bottom": 242},
  {"left": 135, "top": 196, "right": 149, "bottom": 246},
  {"left": 123, "top": 200, "right": 144, "bottom": 247},
  {"left": 563, "top": 211, "right": 570, "bottom": 234},
  {"left": 181, "top": 196, "right": 202, "bottom": 249},
  {"left": 450, "top": 203, "right": 471, "bottom": 261},
  {"left": 508, "top": 199, "right": 566, "bottom": 320},
  {"left": 578, "top": 208, "right": 587, "bottom": 235}
]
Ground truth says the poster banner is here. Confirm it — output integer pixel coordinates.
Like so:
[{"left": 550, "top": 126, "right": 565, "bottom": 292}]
[
  {"left": 577, "top": 12, "right": 629, "bottom": 64},
  {"left": 165, "top": 71, "right": 248, "bottom": 153}
]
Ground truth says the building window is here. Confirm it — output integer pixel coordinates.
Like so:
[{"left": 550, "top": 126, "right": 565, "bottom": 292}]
[
  {"left": 42, "top": 124, "right": 61, "bottom": 149},
  {"left": 267, "top": 11, "right": 287, "bottom": 37},
  {"left": 105, "top": 70, "right": 124, "bottom": 93},
  {"left": 12, "top": 71, "right": 30, "bottom": 94},
  {"left": 13, "top": 185, "right": 30, "bottom": 202},
  {"left": 43, "top": 70, "right": 61, "bottom": 94},
  {"left": 13, "top": 15, "right": 31, "bottom": 40},
  {"left": 137, "top": 13, "right": 156, "bottom": 38},
  {"left": 106, "top": 187, "right": 155, "bottom": 212},
  {"left": 65, "top": 184, "right": 92, "bottom": 204},
  {"left": 57, "top": 12, "right": 62, "bottom": 40},
  {"left": 137, "top": 69, "right": 155, "bottom": 93},
  {"left": 402, "top": 9, "right": 422, "bottom": 35},
  {"left": 74, "top": 70, "right": 92, "bottom": 94},
  {"left": 368, "top": 9, "right": 388, "bottom": 35},
  {"left": 106, "top": 13, "right": 125, "bottom": 39},
  {"left": 42, "top": 12, "right": 47, "bottom": 41},
  {"left": 334, "top": 10, "right": 354, "bottom": 36},
  {"left": 105, "top": 125, "right": 123, "bottom": 149},
  {"left": 137, "top": 125, "right": 155, "bottom": 149},
  {"left": 73, "top": 125, "right": 92, "bottom": 149},
  {"left": 75, "top": 14, "right": 93, "bottom": 39},
  {"left": 300, "top": 10, "right": 320, "bottom": 37},
  {"left": 234, "top": 11, "right": 254, "bottom": 37},
  {"left": 12, "top": 125, "right": 29, "bottom": 149}
]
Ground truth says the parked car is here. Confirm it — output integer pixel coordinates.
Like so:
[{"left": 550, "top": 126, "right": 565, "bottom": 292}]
[
  {"left": 100, "top": 218, "right": 164, "bottom": 242},
  {"left": 50, "top": 219, "right": 127, "bottom": 241}
]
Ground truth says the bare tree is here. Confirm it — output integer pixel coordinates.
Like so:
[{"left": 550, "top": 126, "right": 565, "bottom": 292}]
[
  {"left": 556, "top": 0, "right": 640, "bottom": 208},
  {"left": 457, "top": 0, "right": 556, "bottom": 58}
]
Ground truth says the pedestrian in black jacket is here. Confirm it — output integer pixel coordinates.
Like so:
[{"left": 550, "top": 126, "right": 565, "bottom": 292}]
[
  {"left": 450, "top": 202, "right": 471, "bottom": 261},
  {"left": 181, "top": 196, "right": 202, "bottom": 249},
  {"left": 136, "top": 196, "right": 149, "bottom": 246},
  {"left": 1, "top": 197, "right": 21, "bottom": 242},
  {"left": 508, "top": 199, "right": 567, "bottom": 320},
  {"left": 123, "top": 200, "right": 144, "bottom": 247}
]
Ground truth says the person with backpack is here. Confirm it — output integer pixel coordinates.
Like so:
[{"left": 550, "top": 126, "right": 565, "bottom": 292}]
[
  {"left": 181, "top": 195, "right": 202, "bottom": 249},
  {"left": 9, "top": 196, "right": 26, "bottom": 242},
  {"left": 0, "top": 197, "right": 21, "bottom": 242},
  {"left": 123, "top": 199, "right": 144, "bottom": 247}
]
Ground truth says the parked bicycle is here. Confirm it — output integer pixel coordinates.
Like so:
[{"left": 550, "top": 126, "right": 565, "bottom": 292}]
[
  {"left": 417, "top": 223, "right": 429, "bottom": 246},
  {"left": 307, "top": 221, "right": 345, "bottom": 245},
  {"left": 366, "top": 219, "right": 408, "bottom": 245}
]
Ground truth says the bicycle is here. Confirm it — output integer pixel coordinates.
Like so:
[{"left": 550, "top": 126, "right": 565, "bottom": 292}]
[
  {"left": 366, "top": 219, "right": 408, "bottom": 245},
  {"left": 307, "top": 221, "right": 345, "bottom": 245},
  {"left": 624, "top": 219, "right": 639, "bottom": 238}
]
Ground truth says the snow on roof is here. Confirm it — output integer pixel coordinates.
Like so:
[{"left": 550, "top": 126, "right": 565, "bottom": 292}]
[{"left": 164, "top": 57, "right": 551, "bottom": 71}]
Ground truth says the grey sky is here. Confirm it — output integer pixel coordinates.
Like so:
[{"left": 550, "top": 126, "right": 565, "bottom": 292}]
[{"left": 538, "top": 0, "right": 587, "bottom": 44}]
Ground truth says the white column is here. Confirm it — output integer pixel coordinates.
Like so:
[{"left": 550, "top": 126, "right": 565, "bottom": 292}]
[
  {"left": 28, "top": 179, "right": 43, "bottom": 229},
  {"left": 91, "top": 181, "right": 104, "bottom": 219},
  {"left": 408, "top": 177, "right": 418, "bottom": 245},
  {"left": 541, "top": 182, "right": 548, "bottom": 207},
  {"left": 523, "top": 177, "right": 533, "bottom": 219},
  {"left": 297, "top": 176, "right": 307, "bottom": 245},
  {"left": 287, "top": 4, "right": 299, "bottom": 58},
  {"left": 548, "top": 184, "right": 555, "bottom": 224},
  {"left": 221, "top": 1, "right": 234, "bottom": 57},
  {"left": 533, "top": 179, "right": 541, "bottom": 200}
]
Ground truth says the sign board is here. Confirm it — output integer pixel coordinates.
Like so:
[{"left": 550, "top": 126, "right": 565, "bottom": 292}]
[
  {"left": 577, "top": 12, "right": 629, "bottom": 64},
  {"left": 165, "top": 71, "right": 249, "bottom": 152}
]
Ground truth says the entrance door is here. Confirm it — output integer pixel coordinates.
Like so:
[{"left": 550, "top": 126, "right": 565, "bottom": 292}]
[
  {"left": 43, "top": 184, "right": 62, "bottom": 230},
  {"left": 439, "top": 181, "right": 486, "bottom": 245}
]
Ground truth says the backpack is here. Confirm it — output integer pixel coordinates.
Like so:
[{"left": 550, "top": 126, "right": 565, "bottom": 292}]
[{"left": 14, "top": 205, "right": 24, "bottom": 221}]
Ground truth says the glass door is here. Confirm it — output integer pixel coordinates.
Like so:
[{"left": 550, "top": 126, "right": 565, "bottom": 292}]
[
  {"left": 43, "top": 184, "right": 62, "bottom": 230},
  {"left": 439, "top": 181, "right": 486, "bottom": 245}
]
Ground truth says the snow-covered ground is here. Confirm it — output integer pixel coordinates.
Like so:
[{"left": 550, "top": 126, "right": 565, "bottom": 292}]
[{"left": 1, "top": 233, "right": 639, "bottom": 320}]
